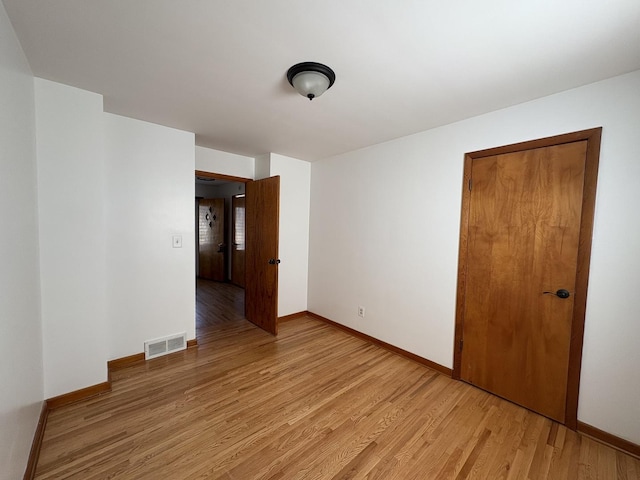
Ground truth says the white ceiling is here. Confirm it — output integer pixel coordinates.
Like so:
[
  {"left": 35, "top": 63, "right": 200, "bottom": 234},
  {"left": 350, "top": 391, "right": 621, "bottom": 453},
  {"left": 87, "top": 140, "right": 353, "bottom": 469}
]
[{"left": 4, "top": 0, "right": 639, "bottom": 161}]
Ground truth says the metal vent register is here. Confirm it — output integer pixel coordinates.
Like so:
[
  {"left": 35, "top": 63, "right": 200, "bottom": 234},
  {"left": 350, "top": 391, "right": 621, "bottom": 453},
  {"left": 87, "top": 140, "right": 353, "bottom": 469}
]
[{"left": 144, "top": 332, "right": 187, "bottom": 360}]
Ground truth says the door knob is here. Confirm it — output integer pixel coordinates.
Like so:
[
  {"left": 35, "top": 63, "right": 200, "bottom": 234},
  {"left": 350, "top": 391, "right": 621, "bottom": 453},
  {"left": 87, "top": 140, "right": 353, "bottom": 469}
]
[
  {"left": 543, "top": 289, "right": 571, "bottom": 299},
  {"left": 268, "top": 259, "right": 281, "bottom": 265}
]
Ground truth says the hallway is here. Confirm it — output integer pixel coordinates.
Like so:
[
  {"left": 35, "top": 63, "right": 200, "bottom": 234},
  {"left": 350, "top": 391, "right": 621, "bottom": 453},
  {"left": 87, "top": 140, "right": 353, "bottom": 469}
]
[{"left": 196, "top": 278, "right": 245, "bottom": 330}]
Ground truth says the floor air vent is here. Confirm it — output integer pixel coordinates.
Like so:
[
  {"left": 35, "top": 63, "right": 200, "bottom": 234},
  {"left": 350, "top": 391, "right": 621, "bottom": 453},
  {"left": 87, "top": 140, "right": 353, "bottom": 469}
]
[{"left": 144, "top": 332, "right": 187, "bottom": 360}]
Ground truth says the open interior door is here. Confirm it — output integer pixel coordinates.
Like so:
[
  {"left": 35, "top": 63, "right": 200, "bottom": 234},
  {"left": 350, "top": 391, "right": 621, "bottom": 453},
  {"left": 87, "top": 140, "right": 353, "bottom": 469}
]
[{"left": 245, "top": 176, "right": 280, "bottom": 335}]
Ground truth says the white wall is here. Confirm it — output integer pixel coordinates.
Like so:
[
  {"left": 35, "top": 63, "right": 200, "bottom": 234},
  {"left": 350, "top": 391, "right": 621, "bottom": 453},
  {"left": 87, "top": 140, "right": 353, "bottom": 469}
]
[
  {"left": 308, "top": 70, "right": 640, "bottom": 444},
  {"left": 195, "top": 146, "right": 254, "bottom": 179},
  {"left": 35, "top": 78, "right": 109, "bottom": 398},
  {"left": 34, "top": 80, "right": 197, "bottom": 396},
  {"left": 0, "top": 3, "right": 43, "bottom": 478},
  {"left": 270, "top": 154, "right": 311, "bottom": 317},
  {"left": 105, "top": 113, "right": 195, "bottom": 359},
  {"left": 254, "top": 154, "right": 271, "bottom": 180}
]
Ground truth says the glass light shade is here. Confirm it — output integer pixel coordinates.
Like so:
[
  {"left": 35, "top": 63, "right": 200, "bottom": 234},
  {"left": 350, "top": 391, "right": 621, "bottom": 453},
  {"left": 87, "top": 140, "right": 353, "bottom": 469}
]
[{"left": 291, "top": 71, "right": 331, "bottom": 100}]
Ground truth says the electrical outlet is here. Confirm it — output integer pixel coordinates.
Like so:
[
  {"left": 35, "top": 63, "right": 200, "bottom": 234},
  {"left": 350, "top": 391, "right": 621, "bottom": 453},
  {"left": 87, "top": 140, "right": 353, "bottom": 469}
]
[{"left": 358, "top": 306, "right": 365, "bottom": 318}]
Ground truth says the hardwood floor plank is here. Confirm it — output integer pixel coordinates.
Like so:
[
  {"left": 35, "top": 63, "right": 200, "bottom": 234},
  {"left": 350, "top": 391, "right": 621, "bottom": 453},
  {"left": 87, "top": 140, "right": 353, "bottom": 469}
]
[{"left": 34, "top": 279, "right": 640, "bottom": 479}]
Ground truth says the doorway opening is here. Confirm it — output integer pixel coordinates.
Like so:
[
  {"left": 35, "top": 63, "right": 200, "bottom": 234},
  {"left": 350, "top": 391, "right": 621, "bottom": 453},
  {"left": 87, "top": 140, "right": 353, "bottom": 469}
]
[
  {"left": 194, "top": 171, "right": 281, "bottom": 337},
  {"left": 195, "top": 171, "right": 249, "bottom": 334}
]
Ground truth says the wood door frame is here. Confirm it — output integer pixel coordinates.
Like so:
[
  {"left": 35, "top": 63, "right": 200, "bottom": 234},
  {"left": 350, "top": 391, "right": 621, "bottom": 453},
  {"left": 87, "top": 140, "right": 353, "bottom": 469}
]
[
  {"left": 452, "top": 127, "right": 602, "bottom": 430},
  {"left": 195, "top": 170, "right": 252, "bottom": 184}
]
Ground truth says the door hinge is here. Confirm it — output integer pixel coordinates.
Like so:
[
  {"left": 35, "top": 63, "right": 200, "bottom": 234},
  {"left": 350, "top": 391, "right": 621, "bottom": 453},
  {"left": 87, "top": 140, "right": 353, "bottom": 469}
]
[
  {"left": 459, "top": 339, "right": 464, "bottom": 351},
  {"left": 468, "top": 178, "right": 472, "bottom": 191}
]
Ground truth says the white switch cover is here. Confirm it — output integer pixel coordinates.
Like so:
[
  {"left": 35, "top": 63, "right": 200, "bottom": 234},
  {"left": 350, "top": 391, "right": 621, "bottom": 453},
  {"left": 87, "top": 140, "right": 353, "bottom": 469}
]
[{"left": 172, "top": 235, "right": 182, "bottom": 248}]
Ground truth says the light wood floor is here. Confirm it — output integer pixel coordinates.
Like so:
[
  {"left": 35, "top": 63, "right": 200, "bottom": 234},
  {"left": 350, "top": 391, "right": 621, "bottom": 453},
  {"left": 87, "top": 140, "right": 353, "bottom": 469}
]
[{"left": 35, "top": 279, "right": 640, "bottom": 479}]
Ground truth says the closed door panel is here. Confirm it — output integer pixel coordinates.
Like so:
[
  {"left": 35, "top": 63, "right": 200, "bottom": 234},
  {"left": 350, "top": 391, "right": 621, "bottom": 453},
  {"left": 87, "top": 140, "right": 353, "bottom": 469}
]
[
  {"left": 461, "top": 141, "right": 588, "bottom": 423},
  {"left": 198, "top": 198, "right": 225, "bottom": 281}
]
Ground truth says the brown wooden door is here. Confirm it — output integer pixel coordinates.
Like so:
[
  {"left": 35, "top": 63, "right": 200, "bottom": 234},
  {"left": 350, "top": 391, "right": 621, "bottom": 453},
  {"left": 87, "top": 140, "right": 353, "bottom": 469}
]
[
  {"left": 231, "top": 194, "right": 246, "bottom": 288},
  {"left": 245, "top": 176, "right": 279, "bottom": 335},
  {"left": 456, "top": 129, "right": 601, "bottom": 426},
  {"left": 198, "top": 198, "right": 225, "bottom": 281}
]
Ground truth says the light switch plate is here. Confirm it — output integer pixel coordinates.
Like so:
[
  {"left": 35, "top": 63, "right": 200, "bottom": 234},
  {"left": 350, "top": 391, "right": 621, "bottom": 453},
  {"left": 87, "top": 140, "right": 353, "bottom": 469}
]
[{"left": 172, "top": 235, "right": 182, "bottom": 248}]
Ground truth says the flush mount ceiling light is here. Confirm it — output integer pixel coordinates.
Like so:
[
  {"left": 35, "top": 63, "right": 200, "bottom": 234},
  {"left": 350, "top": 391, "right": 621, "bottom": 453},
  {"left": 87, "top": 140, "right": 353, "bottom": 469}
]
[{"left": 287, "top": 62, "right": 336, "bottom": 101}]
